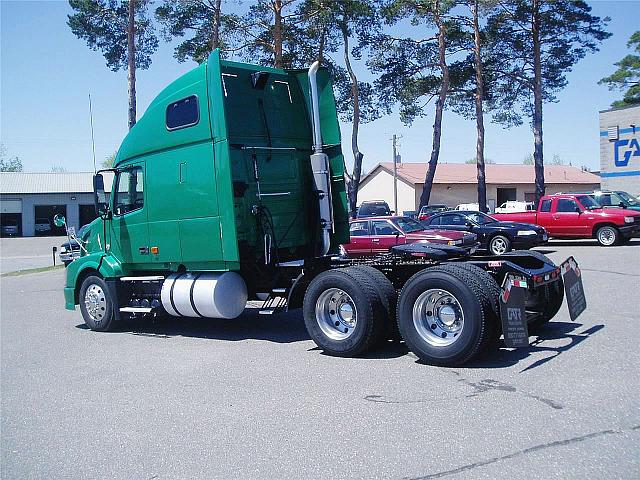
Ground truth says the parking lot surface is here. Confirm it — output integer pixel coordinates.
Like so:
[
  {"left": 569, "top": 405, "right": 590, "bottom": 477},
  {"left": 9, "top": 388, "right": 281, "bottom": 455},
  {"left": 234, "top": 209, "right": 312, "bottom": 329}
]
[
  {"left": 0, "top": 236, "right": 65, "bottom": 274},
  {"left": 1, "top": 240, "right": 639, "bottom": 479}
]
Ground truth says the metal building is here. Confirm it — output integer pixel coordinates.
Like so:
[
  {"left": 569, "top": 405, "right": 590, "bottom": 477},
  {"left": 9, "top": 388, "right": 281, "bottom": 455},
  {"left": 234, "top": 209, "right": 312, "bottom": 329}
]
[
  {"left": 0, "top": 172, "right": 112, "bottom": 237},
  {"left": 599, "top": 104, "right": 640, "bottom": 194}
]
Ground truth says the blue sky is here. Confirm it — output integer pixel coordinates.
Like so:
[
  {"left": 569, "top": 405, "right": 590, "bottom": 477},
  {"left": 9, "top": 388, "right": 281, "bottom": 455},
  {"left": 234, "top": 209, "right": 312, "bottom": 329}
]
[{"left": 1, "top": 0, "right": 638, "bottom": 174}]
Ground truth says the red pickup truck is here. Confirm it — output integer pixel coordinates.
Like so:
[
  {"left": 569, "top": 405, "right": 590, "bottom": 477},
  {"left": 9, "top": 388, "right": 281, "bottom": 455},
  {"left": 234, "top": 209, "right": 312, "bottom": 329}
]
[{"left": 493, "top": 193, "right": 640, "bottom": 246}]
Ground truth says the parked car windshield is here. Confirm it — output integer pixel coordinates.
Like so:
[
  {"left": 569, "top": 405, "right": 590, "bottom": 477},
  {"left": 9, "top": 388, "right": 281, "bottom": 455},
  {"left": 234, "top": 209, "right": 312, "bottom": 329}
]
[
  {"left": 576, "top": 195, "right": 599, "bottom": 210},
  {"left": 466, "top": 212, "right": 497, "bottom": 225},
  {"left": 616, "top": 191, "right": 639, "bottom": 206},
  {"left": 358, "top": 202, "right": 391, "bottom": 217},
  {"left": 393, "top": 217, "right": 425, "bottom": 233}
]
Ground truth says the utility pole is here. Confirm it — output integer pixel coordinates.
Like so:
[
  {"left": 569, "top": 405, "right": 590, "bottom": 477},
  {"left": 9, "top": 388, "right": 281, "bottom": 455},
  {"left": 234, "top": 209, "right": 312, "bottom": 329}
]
[{"left": 392, "top": 134, "right": 402, "bottom": 214}]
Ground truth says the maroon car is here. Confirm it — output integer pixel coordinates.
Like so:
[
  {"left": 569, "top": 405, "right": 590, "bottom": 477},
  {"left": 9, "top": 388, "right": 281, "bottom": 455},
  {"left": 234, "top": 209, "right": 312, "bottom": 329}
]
[{"left": 341, "top": 216, "right": 478, "bottom": 257}]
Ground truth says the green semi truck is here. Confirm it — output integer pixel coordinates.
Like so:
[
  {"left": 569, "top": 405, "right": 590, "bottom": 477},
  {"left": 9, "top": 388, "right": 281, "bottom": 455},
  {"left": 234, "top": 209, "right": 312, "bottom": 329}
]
[{"left": 61, "top": 51, "right": 585, "bottom": 366}]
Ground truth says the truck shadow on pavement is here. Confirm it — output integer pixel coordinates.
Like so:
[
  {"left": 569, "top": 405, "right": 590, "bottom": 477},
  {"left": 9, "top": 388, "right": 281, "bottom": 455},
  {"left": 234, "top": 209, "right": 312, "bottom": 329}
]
[
  {"left": 464, "top": 322, "right": 605, "bottom": 372},
  {"left": 76, "top": 307, "right": 312, "bottom": 344}
]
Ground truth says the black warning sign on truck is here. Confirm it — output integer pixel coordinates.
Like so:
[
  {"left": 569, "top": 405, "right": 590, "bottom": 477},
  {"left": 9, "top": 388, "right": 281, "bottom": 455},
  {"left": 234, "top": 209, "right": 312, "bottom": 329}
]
[
  {"left": 561, "top": 256, "right": 587, "bottom": 321},
  {"left": 499, "top": 275, "right": 529, "bottom": 348}
]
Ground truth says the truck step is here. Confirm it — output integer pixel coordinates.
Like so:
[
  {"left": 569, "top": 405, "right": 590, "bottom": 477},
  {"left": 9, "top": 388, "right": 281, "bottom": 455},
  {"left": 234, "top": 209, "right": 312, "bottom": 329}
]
[
  {"left": 258, "top": 289, "right": 288, "bottom": 315},
  {"left": 120, "top": 276, "right": 165, "bottom": 282},
  {"left": 120, "top": 306, "right": 153, "bottom": 313}
]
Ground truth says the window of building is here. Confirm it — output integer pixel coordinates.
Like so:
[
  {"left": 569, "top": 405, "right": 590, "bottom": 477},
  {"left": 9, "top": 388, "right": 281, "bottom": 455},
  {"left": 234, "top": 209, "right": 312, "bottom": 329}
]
[
  {"left": 166, "top": 96, "right": 199, "bottom": 130},
  {"left": 114, "top": 167, "right": 144, "bottom": 216}
]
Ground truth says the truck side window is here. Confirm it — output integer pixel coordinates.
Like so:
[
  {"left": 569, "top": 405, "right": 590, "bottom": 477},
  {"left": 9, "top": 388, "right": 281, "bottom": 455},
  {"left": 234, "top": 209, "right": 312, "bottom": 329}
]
[
  {"left": 540, "top": 199, "right": 552, "bottom": 212},
  {"left": 556, "top": 199, "right": 578, "bottom": 213},
  {"left": 114, "top": 167, "right": 144, "bottom": 216},
  {"left": 166, "top": 95, "right": 199, "bottom": 130}
]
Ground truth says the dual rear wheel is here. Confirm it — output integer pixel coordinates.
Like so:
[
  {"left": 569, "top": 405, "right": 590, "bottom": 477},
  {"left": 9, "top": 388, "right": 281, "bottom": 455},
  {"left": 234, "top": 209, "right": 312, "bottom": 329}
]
[{"left": 303, "top": 264, "right": 501, "bottom": 365}]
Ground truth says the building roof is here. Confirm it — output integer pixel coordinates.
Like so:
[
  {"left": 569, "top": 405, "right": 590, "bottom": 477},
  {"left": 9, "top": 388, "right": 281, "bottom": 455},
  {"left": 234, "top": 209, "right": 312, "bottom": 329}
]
[
  {"left": 363, "top": 163, "right": 601, "bottom": 186},
  {"left": 1, "top": 172, "right": 113, "bottom": 194}
]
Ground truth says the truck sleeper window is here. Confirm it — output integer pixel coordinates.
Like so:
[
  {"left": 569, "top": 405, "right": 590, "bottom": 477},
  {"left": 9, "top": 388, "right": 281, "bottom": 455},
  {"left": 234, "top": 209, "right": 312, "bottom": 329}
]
[
  {"left": 114, "top": 167, "right": 144, "bottom": 216},
  {"left": 166, "top": 95, "right": 199, "bottom": 130}
]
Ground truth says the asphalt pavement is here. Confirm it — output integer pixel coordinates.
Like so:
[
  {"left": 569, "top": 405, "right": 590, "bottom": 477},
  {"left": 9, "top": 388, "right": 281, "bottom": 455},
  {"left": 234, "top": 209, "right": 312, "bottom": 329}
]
[
  {"left": 1, "top": 239, "right": 639, "bottom": 479},
  {"left": 0, "top": 236, "right": 66, "bottom": 274}
]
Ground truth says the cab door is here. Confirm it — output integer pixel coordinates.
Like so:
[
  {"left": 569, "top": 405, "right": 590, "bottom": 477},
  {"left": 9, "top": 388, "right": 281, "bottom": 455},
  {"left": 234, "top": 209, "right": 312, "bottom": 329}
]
[
  {"left": 110, "top": 164, "right": 150, "bottom": 267},
  {"left": 551, "top": 198, "right": 586, "bottom": 236}
]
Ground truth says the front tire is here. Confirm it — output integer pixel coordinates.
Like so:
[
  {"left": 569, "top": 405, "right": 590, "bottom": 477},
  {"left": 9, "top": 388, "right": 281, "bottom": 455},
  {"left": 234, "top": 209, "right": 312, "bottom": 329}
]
[
  {"left": 596, "top": 225, "right": 619, "bottom": 246},
  {"left": 397, "top": 266, "right": 491, "bottom": 366},
  {"left": 489, "top": 234, "right": 511, "bottom": 255},
  {"left": 79, "top": 275, "right": 116, "bottom": 331}
]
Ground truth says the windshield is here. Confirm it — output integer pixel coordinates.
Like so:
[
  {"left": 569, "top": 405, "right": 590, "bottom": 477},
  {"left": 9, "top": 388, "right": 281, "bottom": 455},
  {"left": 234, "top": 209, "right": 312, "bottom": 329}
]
[
  {"left": 393, "top": 217, "right": 426, "bottom": 233},
  {"left": 616, "top": 191, "right": 639, "bottom": 206},
  {"left": 466, "top": 212, "right": 496, "bottom": 224},
  {"left": 577, "top": 195, "right": 599, "bottom": 210}
]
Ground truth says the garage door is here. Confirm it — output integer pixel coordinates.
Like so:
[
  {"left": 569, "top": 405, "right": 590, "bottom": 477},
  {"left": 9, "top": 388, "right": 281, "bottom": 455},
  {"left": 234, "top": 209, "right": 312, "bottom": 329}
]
[{"left": 1, "top": 200, "right": 22, "bottom": 214}]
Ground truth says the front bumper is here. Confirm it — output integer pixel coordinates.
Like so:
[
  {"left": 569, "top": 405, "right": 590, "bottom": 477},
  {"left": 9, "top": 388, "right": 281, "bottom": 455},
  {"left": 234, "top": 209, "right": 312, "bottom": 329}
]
[
  {"left": 64, "top": 287, "right": 76, "bottom": 310},
  {"left": 512, "top": 233, "right": 547, "bottom": 249},
  {"left": 619, "top": 224, "right": 640, "bottom": 238}
]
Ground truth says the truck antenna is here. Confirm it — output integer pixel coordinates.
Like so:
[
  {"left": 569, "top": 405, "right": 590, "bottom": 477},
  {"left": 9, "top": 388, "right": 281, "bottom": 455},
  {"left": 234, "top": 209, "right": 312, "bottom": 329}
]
[{"left": 89, "top": 93, "right": 97, "bottom": 173}]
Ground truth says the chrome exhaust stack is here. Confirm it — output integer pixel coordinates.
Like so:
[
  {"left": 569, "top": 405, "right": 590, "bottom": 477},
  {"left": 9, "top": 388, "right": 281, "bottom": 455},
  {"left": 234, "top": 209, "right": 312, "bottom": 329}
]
[{"left": 308, "top": 61, "right": 333, "bottom": 256}]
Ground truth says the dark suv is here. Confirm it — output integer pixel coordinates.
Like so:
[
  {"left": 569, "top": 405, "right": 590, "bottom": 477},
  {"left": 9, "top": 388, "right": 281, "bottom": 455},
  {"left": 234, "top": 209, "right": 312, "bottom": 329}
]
[{"left": 357, "top": 200, "right": 392, "bottom": 218}]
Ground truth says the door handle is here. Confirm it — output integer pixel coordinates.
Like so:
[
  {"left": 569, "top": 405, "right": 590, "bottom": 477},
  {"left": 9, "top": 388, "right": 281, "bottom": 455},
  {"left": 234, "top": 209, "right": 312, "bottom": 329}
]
[{"left": 372, "top": 239, "right": 380, "bottom": 242}]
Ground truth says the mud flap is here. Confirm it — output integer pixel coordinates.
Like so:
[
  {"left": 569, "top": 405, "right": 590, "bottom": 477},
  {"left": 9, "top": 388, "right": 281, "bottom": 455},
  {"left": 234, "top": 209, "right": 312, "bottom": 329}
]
[
  {"left": 499, "top": 275, "right": 529, "bottom": 348},
  {"left": 561, "top": 256, "right": 586, "bottom": 321}
]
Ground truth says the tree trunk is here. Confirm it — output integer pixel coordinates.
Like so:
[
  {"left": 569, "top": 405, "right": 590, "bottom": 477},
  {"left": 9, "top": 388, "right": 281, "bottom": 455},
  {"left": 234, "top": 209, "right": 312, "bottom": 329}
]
[
  {"left": 342, "top": 23, "right": 364, "bottom": 218},
  {"left": 317, "top": 27, "right": 326, "bottom": 64},
  {"left": 273, "top": 0, "right": 283, "bottom": 68},
  {"left": 127, "top": 0, "right": 136, "bottom": 129},
  {"left": 211, "top": 0, "right": 222, "bottom": 51},
  {"left": 532, "top": 0, "right": 545, "bottom": 206},
  {"left": 472, "top": 0, "right": 487, "bottom": 213},
  {"left": 419, "top": 2, "right": 449, "bottom": 209}
]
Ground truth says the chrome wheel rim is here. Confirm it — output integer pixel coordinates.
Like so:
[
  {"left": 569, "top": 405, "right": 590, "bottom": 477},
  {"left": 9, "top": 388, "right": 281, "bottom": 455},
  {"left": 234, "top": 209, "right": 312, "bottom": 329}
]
[
  {"left": 315, "top": 288, "right": 357, "bottom": 340},
  {"left": 412, "top": 289, "right": 464, "bottom": 347},
  {"left": 598, "top": 227, "right": 615, "bottom": 246},
  {"left": 84, "top": 284, "right": 106, "bottom": 324},
  {"left": 491, "top": 237, "right": 508, "bottom": 255}
]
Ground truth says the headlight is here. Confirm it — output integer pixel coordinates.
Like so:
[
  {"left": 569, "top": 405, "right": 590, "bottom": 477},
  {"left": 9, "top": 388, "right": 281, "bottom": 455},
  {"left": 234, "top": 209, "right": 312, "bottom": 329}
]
[
  {"left": 624, "top": 216, "right": 634, "bottom": 224},
  {"left": 517, "top": 230, "right": 537, "bottom": 236},
  {"left": 59, "top": 246, "right": 67, "bottom": 252},
  {"left": 448, "top": 239, "right": 463, "bottom": 245}
]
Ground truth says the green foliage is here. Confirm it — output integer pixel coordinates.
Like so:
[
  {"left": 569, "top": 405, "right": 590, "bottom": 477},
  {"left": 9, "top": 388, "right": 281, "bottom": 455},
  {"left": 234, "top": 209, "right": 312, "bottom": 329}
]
[
  {"left": 0, "top": 144, "right": 23, "bottom": 172},
  {"left": 155, "top": 0, "right": 242, "bottom": 63},
  {"left": 599, "top": 31, "right": 640, "bottom": 107},
  {"left": 551, "top": 154, "right": 563, "bottom": 165},
  {"left": 523, "top": 153, "right": 534, "bottom": 165},
  {"left": 102, "top": 152, "right": 117, "bottom": 168},
  {"left": 485, "top": 0, "right": 610, "bottom": 127},
  {"left": 67, "top": 0, "right": 158, "bottom": 72},
  {"left": 367, "top": 0, "right": 470, "bottom": 125},
  {"left": 466, "top": 156, "right": 494, "bottom": 164},
  {"left": 51, "top": 165, "right": 67, "bottom": 172}
]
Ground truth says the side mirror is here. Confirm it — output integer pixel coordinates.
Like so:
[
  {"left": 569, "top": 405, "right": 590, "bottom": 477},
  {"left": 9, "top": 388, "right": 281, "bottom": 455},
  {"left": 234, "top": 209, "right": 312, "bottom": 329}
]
[
  {"left": 53, "top": 214, "right": 66, "bottom": 228},
  {"left": 465, "top": 222, "right": 473, "bottom": 228},
  {"left": 619, "top": 202, "right": 626, "bottom": 208},
  {"left": 575, "top": 206, "right": 582, "bottom": 213},
  {"left": 93, "top": 174, "right": 109, "bottom": 216}
]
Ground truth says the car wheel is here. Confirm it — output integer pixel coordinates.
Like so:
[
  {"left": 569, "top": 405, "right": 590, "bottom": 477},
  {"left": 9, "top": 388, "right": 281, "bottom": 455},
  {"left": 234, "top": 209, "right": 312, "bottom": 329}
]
[
  {"left": 79, "top": 275, "right": 116, "bottom": 331},
  {"left": 489, "top": 234, "right": 511, "bottom": 255},
  {"left": 596, "top": 225, "right": 619, "bottom": 246}
]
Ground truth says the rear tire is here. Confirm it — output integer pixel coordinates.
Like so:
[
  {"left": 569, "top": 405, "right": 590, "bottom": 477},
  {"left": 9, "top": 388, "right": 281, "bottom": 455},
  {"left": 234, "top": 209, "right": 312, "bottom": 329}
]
[
  {"left": 397, "top": 266, "right": 491, "bottom": 366},
  {"left": 303, "top": 269, "right": 385, "bottom": 357},
  {"left": 596, "top": 225, "right": 619, "bottom": 246},
  {"left": 79, "top": 275, "right": 116, "bottom": 332},
  {"left": 350, "top": 265, "right": 399, "bottom": 341}
]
